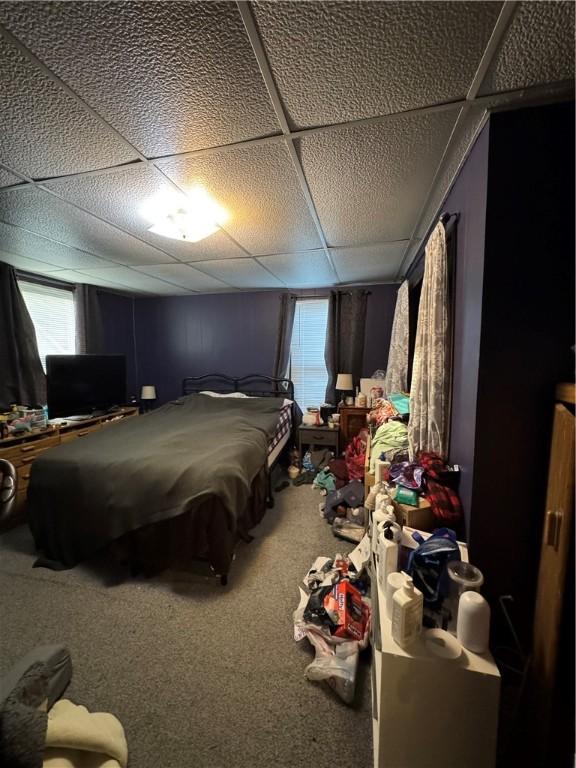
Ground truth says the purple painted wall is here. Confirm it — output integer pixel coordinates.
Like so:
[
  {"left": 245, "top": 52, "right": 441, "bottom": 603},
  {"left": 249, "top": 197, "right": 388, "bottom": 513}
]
[
  {"left": 134, "top": 291, "right": 283, "bottom": 403},
  {"left": 98, "top": 290, "right": 137, "bottom": 399},
  {"left": 132, "top": 285, "right": 397, "bottom": 405},
  {"left": 445, "top": 123, "right": 491, "bottom": 536}
]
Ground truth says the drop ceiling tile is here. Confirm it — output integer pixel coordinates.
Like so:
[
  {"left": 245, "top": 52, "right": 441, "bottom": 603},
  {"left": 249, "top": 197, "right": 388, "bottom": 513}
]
[
  {"left": 77, "top": 266, "right": 193, "bottom": 295},
  {"left": 298, "top": 110, "right": 457, "bottom": 246},
  {"left": 0, "top": 2, "right": 280, "bottom": 157},
  {"left": 0, "top": 249, "right": 66, "bottom": 274},
  {"left": 0, "top": 168, "right": 23, "bottom": 188},
  {"left": 479, "top": 1, "right": 575, "bottom": 95},
  {"left": 252, "top": 1, "right": 502, "bottom": 129},
  {"left": 51, "top": 269, "right": 146, "bottom": 294},
  {"left": 193, "top": 259, "right": 284, "bottom": 289},
  {"left": 0, "top": 220, "right": 113, "bottom": 270},
  {"left": 416, "top": 108, "right": 488, "bottom": 238},
  {"left": 133, "top": 263, "right": 229, "bottom": 292},
  {"left": 158, "top": 142, "right": 321, "bottom": 255},
  {"left": 45, "top": 166, "right": 247, "bottom": 262},
  {"left": 0, "top": 187, "right": 175, "bottom": 266},
  {"left": 258, "top": 250, "right": 336, "bottom": 288},
  {"left": 0, "top": 36, "right": 136, "bottom": 178},
  {"left": 330, "top": 242, "right": 408, "bottom": 282}
]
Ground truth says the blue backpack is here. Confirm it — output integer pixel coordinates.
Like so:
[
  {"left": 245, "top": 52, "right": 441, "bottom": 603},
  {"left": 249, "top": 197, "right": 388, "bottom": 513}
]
[{"left": 407, "top": 528, "right": 461, "bottom": 609}]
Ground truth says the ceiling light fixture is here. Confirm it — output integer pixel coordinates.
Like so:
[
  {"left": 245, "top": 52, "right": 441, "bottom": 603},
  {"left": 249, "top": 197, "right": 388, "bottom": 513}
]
[{"left": 140, "top": 185, "right": 228, "bottom": 243}]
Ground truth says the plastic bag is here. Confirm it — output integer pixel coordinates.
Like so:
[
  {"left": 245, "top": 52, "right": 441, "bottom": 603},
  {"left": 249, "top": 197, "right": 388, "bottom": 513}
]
[{"left": 304, "top": 629, "right": 360, "bottom": 705}]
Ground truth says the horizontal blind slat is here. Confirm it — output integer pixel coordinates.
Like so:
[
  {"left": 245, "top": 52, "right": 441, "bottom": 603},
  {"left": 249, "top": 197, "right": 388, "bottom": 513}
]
[
  {"left": 18, "top": 281, "right": 77, "bottom": 372},
  {"left": 290, "top": 298, "right": 329, "bottom": 410}
]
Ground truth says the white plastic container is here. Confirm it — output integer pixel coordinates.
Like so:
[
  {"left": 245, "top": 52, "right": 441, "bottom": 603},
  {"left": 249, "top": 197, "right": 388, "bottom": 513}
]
[
  {"left": 376, "top": 524, "right": 399, "bottom": 589},
  {"left": 457, "top": 591, "right": 491, "bottom": 654},
  {"left": 385, "top": 571, "right": 406, "bottom": 620},
  {"left": 391, "top": 575, "right": 423, "bottom": 648}
]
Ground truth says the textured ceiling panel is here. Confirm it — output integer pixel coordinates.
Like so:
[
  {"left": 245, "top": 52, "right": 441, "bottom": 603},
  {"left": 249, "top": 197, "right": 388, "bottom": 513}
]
[
  {"left": 77, "top": 266, "right": 194, "bottom": 295},
  {"left": 0, "top": 168, "right": 23, "bottom": 188},
  {"left": 0, "top": 1, "right": 280, "bottom": 157},
  {"left": 0, "top": 37, "right": 136, "bottom": 178},
  {"left": 45, "top": 166, "right": 247, "bottom": 262},
  {"left": 0, "top": 187, "right": 175, "bottom": 266},
  {"left": 416, "top": 107, "right": 488, "bottom": 238},
  {"left": 480, "top": 1, "right": 575, "bottom": 95},
  {"left": 48, "top": 269, "right": 145, "bottom": 293},
  {"left": 330, "top": 242, "right": 408, "bottom": 282},
  {"left": 0, "top": 220, "right": 112, "bottom": 270},
  {"left": 158, "top": 142, "right": 321, "bottom": 255},
  {"left": 299, "top": 111, "right": 457, "bottom": 246},
  {"left": 133, "top": 263, "right": 230, "bottom": 292},
  {"left": 258, "top": 250, "right": 335, "bottom": 288},
  {"left": 0, "top": 249, "right": 66, "bottom": 274},
  {"left": 252, "top": 1, "right": 502, "bottom": 129},
  {"left": 193, "top": 258, "right": 285, "bottom": 289}
]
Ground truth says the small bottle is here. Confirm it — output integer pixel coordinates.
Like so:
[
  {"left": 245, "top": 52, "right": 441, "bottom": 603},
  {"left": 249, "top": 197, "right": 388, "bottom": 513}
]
[
  {"left": 377, "top": 521, "right": 399, "bottom": 589},
  {"left": 392, "top": 575, "right": 423, "bottom": 648}
]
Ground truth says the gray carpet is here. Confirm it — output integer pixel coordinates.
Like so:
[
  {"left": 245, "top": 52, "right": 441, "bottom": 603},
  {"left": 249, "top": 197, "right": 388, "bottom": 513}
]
[{"left": 0, "top": 480, "right": 373, "bottom": 768}]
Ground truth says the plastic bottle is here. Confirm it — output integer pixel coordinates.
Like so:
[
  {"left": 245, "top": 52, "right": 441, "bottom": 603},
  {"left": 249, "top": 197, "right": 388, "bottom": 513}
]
[
  {"left": 457, "top": 591, "right": 491, "bottom": 654},
  {"left": 392, "top": 575, "right": 424, "bottom": 648},
  {"left": 376, "top": 521, "right": 400, "bottom": 589}
]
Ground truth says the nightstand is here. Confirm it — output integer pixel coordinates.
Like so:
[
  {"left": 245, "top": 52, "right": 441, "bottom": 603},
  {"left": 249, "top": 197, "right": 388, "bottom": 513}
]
[
  {"left": 298, "top": 424, "right": 339, "bottom": 457},
  {"left": 339, "top": 406, "right": 370, "bottom": 449}
]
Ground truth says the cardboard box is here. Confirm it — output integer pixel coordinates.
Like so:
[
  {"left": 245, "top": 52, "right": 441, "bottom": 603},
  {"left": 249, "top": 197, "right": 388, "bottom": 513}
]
[{"left": 392, "top": 496, "right": 437, "bottom": 532}]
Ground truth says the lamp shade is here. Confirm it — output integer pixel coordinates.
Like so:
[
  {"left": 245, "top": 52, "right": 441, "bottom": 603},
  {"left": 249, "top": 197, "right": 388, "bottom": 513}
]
[
  {"left": 141, "top": 385, "right": 157, "bottom": 400},
  {"left": 335, "top": 373, "right": 353, "bottom": 391}
]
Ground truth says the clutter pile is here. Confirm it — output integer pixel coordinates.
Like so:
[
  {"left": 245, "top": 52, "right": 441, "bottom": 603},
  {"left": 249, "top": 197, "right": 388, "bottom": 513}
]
[{"left": 293, "top": 536, "right": 372, "bottom": 704}]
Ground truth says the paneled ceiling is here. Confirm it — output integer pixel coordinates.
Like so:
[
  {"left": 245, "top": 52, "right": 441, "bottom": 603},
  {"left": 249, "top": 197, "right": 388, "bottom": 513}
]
[{"left": 0, "top": 1, "right": 573, "bottom": 295}]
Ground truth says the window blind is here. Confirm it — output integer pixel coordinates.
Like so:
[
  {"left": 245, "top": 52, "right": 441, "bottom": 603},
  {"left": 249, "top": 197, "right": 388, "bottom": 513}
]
[
  {"left": 18, "top": 280, "right": 77, "bottom": 372},
  {"left": 289, "top": 298, "right": 329, "bottom": 410}
]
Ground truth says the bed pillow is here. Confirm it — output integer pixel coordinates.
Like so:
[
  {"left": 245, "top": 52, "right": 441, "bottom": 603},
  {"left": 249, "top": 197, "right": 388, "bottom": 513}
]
[{"left": 199, "top": 391, "right": 252, "bottom": 398}]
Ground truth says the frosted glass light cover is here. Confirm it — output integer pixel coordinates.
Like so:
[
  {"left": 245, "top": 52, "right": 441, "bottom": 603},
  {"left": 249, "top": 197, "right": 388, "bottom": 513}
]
[{"left": 141, "top": 386, "right": 157, "bottom": 400}]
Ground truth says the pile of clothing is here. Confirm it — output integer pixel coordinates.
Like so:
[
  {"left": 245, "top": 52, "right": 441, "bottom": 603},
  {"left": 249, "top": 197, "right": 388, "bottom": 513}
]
[
  {"left": 320, "top": 479, "right": 366, "bottom": 543},
  {"left": 293, "top": 536, "right": 371, "bottom": 704},
  {"left": 389, "top": 452, "right": 463, "bottom": 524}
]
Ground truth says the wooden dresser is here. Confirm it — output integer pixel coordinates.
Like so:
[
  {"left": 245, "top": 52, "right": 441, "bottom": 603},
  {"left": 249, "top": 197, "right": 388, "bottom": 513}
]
[
  {"left": 0, "top": 407, "right": 138, "bottom": 526},
  {"left": 338, "top": 406, "right": 370, "bottom": 450}
]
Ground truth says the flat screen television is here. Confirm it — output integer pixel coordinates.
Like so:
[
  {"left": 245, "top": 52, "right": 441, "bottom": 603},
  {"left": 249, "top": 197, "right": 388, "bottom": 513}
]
[{"left": 46, "top": 354, "right": 127, "bottom": 418}]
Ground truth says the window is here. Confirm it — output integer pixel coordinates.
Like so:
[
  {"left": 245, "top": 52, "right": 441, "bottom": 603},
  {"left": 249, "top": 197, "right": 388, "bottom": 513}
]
[
  {"left": 289, "top": 298, "right": 329, "bottom": 409},
  {"left": 18, "top": 281, "right": 76, "bottom": 372}
]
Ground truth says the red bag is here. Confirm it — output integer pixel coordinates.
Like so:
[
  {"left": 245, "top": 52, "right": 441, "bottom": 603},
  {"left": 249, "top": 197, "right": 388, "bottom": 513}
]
[{"left": 344, "top": 428, "right": 368, "bottom": 481}]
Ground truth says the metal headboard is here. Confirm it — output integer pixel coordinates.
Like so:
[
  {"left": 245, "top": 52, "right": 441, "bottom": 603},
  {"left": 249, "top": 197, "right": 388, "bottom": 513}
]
[{"left": 182, "top": 374, "right": 294, "bottom": 401}]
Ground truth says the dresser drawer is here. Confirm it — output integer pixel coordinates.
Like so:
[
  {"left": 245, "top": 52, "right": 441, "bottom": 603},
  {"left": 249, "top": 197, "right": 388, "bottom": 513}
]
[
  {"left": 60, "top": 424, "right": 100, "bottom": 443},
  {"left": 300, "top": 429, "right": 338, "bottom": 445},
  {"left": 0, "top": 434, "right": 60, "bottom": 468}
]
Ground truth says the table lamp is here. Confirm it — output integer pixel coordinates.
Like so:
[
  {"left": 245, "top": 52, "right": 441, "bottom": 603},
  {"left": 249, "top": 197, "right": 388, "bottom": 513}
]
[
  {"left": 140, "top": 385, "right": 157, "bottom": 412},
  {"left": 335, "top": 373, "right": 353, "bottom": 408}
]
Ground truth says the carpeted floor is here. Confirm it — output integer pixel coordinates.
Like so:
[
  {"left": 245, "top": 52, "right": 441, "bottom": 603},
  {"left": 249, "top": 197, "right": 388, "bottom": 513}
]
[{"left": 0, "top": 479, "right": 373, "bottom": 768}]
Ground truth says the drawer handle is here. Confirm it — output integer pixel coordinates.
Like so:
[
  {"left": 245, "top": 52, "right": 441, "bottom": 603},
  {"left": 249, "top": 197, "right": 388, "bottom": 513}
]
[
  {"left": 20, "top": 472, "right": 31, "bottom": 481},
  {"left": 20, "top": 445, "right": 36, "bottom": 453},
  {"left": 77, "top": 430, "right": 90, "bottom": 437},
  {"left": 21, "top": 456, "right": 36, "bottom": 464}
]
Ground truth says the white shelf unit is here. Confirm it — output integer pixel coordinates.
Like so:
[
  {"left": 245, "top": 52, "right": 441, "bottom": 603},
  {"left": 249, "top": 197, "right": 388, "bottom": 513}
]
[{"left": 370, "top": 532, "right": 501, "bottom": 768}]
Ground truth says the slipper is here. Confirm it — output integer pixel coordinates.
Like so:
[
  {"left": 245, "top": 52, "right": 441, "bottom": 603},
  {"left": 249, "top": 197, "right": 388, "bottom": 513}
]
[{"left": 274, "top": 480, "right": 290, "bottom": 492}]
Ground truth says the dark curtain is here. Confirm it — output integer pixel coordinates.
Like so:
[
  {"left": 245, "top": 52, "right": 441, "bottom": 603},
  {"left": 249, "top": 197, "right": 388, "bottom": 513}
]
[
  {"left": 0, "top": 262, "right": 46, "bottom": 408},
  {"left": 273, "top": 293, "right": 296, "bottom": 380},
  {"left": 75, "top": 284, "right": 104, "bottom": 354},
  {"left": 324, "top": 289, "right": 368, "bottom": 404}
]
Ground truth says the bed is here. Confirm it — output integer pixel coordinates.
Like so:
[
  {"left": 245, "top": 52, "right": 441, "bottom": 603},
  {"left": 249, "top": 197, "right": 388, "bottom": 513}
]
[{"left": 27, "top": 374, "right": 295, "bottom": 584}]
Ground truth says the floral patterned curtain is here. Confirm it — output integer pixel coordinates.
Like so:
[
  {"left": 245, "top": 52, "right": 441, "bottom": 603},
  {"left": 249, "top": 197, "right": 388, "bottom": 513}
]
[
  {"left": 408, "top": 222, "right": 450, "bottom": 458},
  {"left": 384, "top": 280, "right": 409, "bottom": 396}
]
